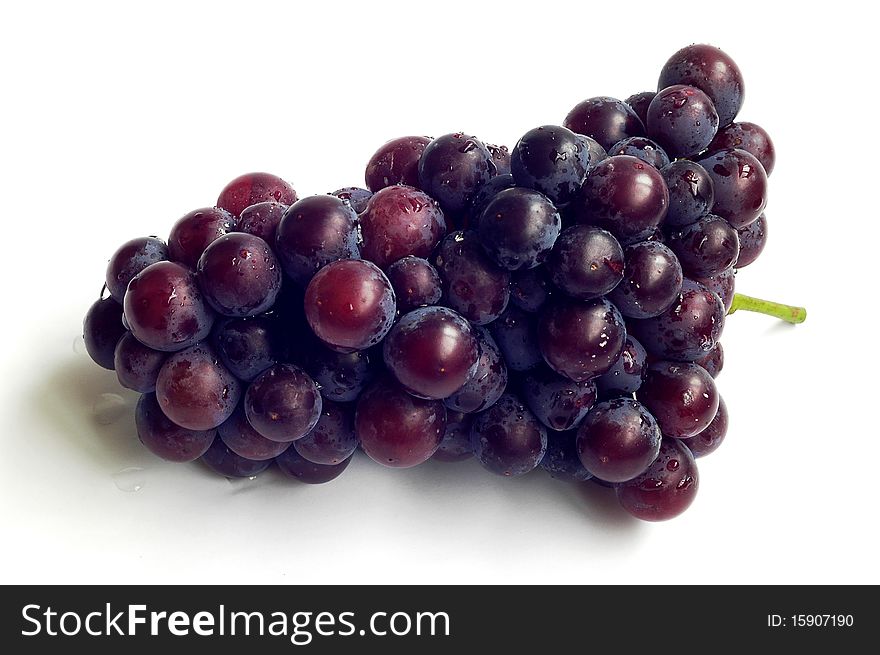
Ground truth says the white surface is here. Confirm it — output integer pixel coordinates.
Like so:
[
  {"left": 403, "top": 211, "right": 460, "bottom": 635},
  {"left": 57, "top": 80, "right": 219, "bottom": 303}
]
[{"left": 2, "top": 0, "right": 878, "bottom": 585}]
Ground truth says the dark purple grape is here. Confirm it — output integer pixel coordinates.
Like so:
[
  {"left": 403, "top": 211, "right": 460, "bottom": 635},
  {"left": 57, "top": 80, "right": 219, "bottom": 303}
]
[
  {"left": 383, "top": 306, "right": 479, "bottom": 400},
  {"left": 489, "top": 306, "right": 543, "bottom": 372},
  {"left": 638, "top": 361, "right": 719, "bottom": 438},
  {"left": 467, "top": 173, "right": 517, "bottom": 230},
  {"left": 707, "top": 122, "right": 775, "bottom": 176},
  {"left": 83, "top": 296, "right": 126, "bottom": 370},
  {"left": 666, "top": 214, "right": 740, "bottom": 278},
  {"left": 617, "top": 438, "right": 699, "bottom": 521},
  {"left": 444, "top": 327, "right": 507, "bottom": 414},
  {"left": 471, "top": 393, "right": 547, "bottom": 477},
  {"left": 237, "top": 201, "right": 288, "bottom": 242},
  {"left": 210, "top": 316, "right": 279, "bottom": 382},
  {"left": 647, "top": 85, "right": 719, "bottom": 158},
  {"left": 478, "top": 187, "right": 561, "bottom": 270},
  {"left": 359, "top": 185, "right": 446, "bottom": 269},
  {"left": 276, "top": 448, "right": 351, "bottom": 484},
  {"left": 576, "top": 398, "right": 662, "bottom": 482},
  {"left": 697, "top": 148, "right": 767, "bottom": 229},
  {"left": 135, "top": 393, "right": 215, "bottom": 462},
  {"left": 433, "top": 231, "right": 510, "bottom": 325},
  {"left": 201, "top": 437, "right": 271, "bottom": 478},
  {"left": 114, "top": 332, "right": 167, "bottom": 392},
  {"left": 244, "top": 363, "right": 322, "bottom": 442},
  {"left": 418, "top": 133, "right": 496, "bottom": 218},
  {"left": 658, "top": 44, "right": 744, "bottom": 127},
  {"left": 563, "top": 97, "right": 646, "bottom": 151},
  {"left": 385, "top": 256, "right": 442, "bottom": 312},
  {"left": 433, "top": 411, "right": 474, "bottom": 462},
  {"left": 660, "top": 160, "right": 715, "bottom": 228},
  {"left": 735, "top": 213, "right": 767, "bottom": 268},
  {"left": 486, "top": 144, "right": 511, "bottom": 176},
  {"left": 608, "top": 242, "right": 683, "bottom": 319},
  {"left": 355, "top": 377, "right": 446, "bottom": 468},
  {"left": 624, "top": 91, "right": 656, "bottom": 125},
  {"left": 293, "top": 400, "right": 358, "bottom": 465},
  {"left": 595, "top": 334, "right": 648, "bottom": 396},
  {"left": 578, "top": 135, "right": 608, "bottom": 167},
  {"left": 329, "top": 187, "right": 373, "bottom": 214},
  {"left": 522, "top": 366, "right": 597, "bottom": 432},
  {"left": 218, "top": 405, "right": 291, "bottom": 460},
  {"left": 694, "top": 342, "right": 724, "bottom": 379},
  {"left": 694, "top": 268, "right": 736, "bottom": 312},
  {"left": 217, "top": 172, "right": 297, "bottom": 217},
  {"left": 547, "top": 225, "right": 624, "bottom": 300},
  {"left": 303, "top": 346, "right": 376, "bottom": 403},
  {"left": 365, "top": 136, "right": 431, "bottom": 191},
  {"left": 509, "top": 266, "right": 554, "bottom": 313},
  {"left": 275, "top": 195, "right": 360, "bottom": 286},
  {"left": 510, "top": 125, "right": 591, "bottom": 205},
  {"left": 631, "top": 279, "right": 725, "bottom": 361},
  {"left": 574, "top": 155, "right": 669, "bottom": 243},
  {"left": 304, "top": 259, "right": 396, "bottom": 352},
  {"left": 607, "top": 137, "right": 670, "bottom": 169},
  {"left": 105, "top": 237, "right": 169, "bottom": 303},
  {"left": 168, "top": 207, "right": 236, "bottom": 268},
  {"left": 196, "top": 233, "right": 281, "bottom": 317},
  {"left": 540, "top": 430, "right": 593, "bottom": 482},
  {"left": 124, "top": 261, "right": 215, "bottom": 352},
  {"left": 538, "top": 299, "right": 626, "bottom": 382},
  {"left": 685, "top": 396, "right": 728, "bottom": 458}
]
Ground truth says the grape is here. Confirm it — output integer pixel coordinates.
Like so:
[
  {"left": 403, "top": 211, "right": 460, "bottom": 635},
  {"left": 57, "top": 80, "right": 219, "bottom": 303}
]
[
  {"left": 244, "top": 363, "right": 322, "bottom": 442},
  {"left": 383, "top": 306, "right": 479, "bottom": 400},
  {"left": 275, "top": 195, "right": 360, "bottom": 286},
  {"left": 418, "top": 133, "right": 496, "bottom": 218},
  {"left": 237, "top": 201, "right": 288, "bottom": 242},
  {"left": 735, "top": 213, "right": 768, "bottom": 268},
  {"left": 697, "top": 148, "right": 767, "bottom": 229},
  {"left": 123, "top": 261, "right": 215, "bottom": 352},
  {"left": 538, "top": 298, "right": 626, "bottom": 382},
  {"left": 105, "top": 237, "right": 169, "bottom": 303},
  {"left": 359, "top": 185, "right": 447, "bottom": 269},
  {"left": 216, "top": 172, "right": 297, "bottom": 217},
  {"left": 304, "top": 259, "right": 396, "bottom": 352},
  {"left": 386, "top": 256, "right": 442, "bottom": 312},
  {"left": 218, "top": 405, "right": 291, "bottom": 460},
  {"left": 365, "top": 136, "right": 431, "bottom": 191},
  {"left": 433, "top": 410, "right": 474, "bottom": 462},
  {"left": 595, "top": 334, "right": 648, "bottom": 396},
  {"left": 616, "top": 438, "right": 699, "bottom": 521},
  {"left": 631, "top": 279, "right": 725, "bottom": 361},
  {"left": 167, "top": 207, "right": 236, "bottom": 268},
  {"left": 547, "top": 225, "right": 624, "bottom": 300},
  {"left": 510, "top": 125, "right": 591, "bottom": 205},
  {"left": 607, "top": 137, "right": 670, "bottom": 169},
  {"left": 83, "top": 296, "right": 126, "bottom": 370},
  {"left": 660, "top": 160, "right": 715, "bottom": 228},
  {"left": 135, "top": 393, "right": 215, "bottom": 463},
  {"left": 478, "top": 187, "right": 561, "bottom": 270},
  {"left": 624, "top": 91, "right": 656, "bottom": 125},
  {"left": 355, "top": 376, "right": 446, "bottom": 468},
  {"left": 574, "top": 155, "right": 669, "bottom": 243},
  {"left": 576, "top": 398, "right": 662, "bottom": 482},
  {"left": 540, "top": 430, "right": 593, "bottom": 482},
  {"left": 275, "top": 448, "right": 352, "bottom": 484},
  {"left": 293, "top": 399, "right": 358, "bottom": 465},
  {"left": 685, "top": 396, "right": 728, "bottom": 458},
  {"left": 196, "top": 233, "right": 282, "bottom": 317},
  {"left": 329, "top": 187, "right": 373, "bottom": 214},
  {"left": 666, "top": 215, "right": 740, "bottom": 278},
  {"left": 694, "top": 268, "right": 736, "bottom": 312},
  {"left": 486, "top": 144, "right": 511, "bottom": 176},
  {"left": 522, "top": 366, "right": 597, "bottom": 432},
  {"left": 637, "top": 361, "right": 719, "bottom": 438},
  {"left": 303, "top": 345, "right": 376, "bottom": 403},
  {"left": 577, "top": 135, "right": 608, "bottom": 167},
  {"left": 467, "top": 173, "right": 516, "bottom": 230},
  {"left": 563, "top": 97, "right": 646, "bottom": 151},
  {"left": 201, "top": 437, "right": 272, "bottom": 478},
  {"left": 658, "top": 44, "right": 744, "bottom": 127},
  {"left": 646, "top": 85, "right": 719, "bottom": 159},
  {"left": 114, "top": 332, "right": 167, "bottom": 392},
  {"left": 608, "top": 241, "right": 683, "bottom": 320},
  {"left": 444, "top": 327, "right": 507, "bottom": 414},
  {"left": 470, "top": 393, "right": 547, "bottom": 477},
  {"left": 489, "top": 306, "right": 543, "bottom": 372},
  {"left": 433, "top": 231, "right": 510, "bottom": 325},
  {"left": 509, "top": 266, "right": 554, "bottom": 313},
  {"left": 211, "top": 316, "right": 279, "bottom": 382},
  {"left": 694, "top": 342, "right": 724, "bottom": 379},
  {"left": 707, "top": 122, "right": 775, "bottom": 176}
]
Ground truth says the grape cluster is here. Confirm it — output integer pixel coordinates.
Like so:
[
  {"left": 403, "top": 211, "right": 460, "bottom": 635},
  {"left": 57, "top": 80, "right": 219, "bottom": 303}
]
[{"left": 83, "top": 44, "right": 799, "bottom": 522}]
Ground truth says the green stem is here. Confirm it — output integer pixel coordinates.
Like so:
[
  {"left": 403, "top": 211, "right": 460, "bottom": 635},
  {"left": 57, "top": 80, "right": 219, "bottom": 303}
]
[{"left": 728, "top": 293, "right": 807, "bottom": 324}]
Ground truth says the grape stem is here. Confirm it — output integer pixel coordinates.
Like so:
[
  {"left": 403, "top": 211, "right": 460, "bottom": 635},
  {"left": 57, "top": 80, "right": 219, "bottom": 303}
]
[{"left": 728, "top": 293, "right": 807, "bottom": 324}]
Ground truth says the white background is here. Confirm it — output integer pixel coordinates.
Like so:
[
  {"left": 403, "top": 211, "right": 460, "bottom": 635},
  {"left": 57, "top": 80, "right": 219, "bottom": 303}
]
[{"left": 2, "top": 0, "right": 877, "bottom": 585}]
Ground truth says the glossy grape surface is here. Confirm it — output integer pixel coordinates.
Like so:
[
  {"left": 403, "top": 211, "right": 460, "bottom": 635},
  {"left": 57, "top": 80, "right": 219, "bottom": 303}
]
[
  {"left": 303, "top": 346, "right": 376, "bottom": 403},
  {"left": 637, "top": 361, "right": 719, "bottom": 438},
  {"left": 216, "top": 172, "right": 297, "bottom": 217},
  {"left": 487, "top": 144, "right": 511, "bottom": 176},
  {"left": 244, "top": 363, "right": 322, "bottom": 442},
  {"left": 617, "top": 438, "right": 699, "bottom": 521},
  {"left": 329, "top": 187, "right": 373, "bottom": 214},
  {"left": 707, "top": 122, "right": 775, "bottom": 176},
  {"left": 210, "top": 315, "right": 279, "bottom": 382},
  {"left": 418, "top": 133, "right": 496, "bottom": 217},
  {"left": 489, "top": 306, "right": 543, "bottom": 372},
  {"left": 509, "top": 266, "right": 554, "bottom": 313},
  {"left": 547, "top": 225, "right": 624, "bottom": 300},
  {"left": 694, "top": 342, "right": 724, "bottom": 379},
  {"left": 114, "top": 332, "right": 167, "bottom": 393},
  {"left": 467, "top": 174, "right": 517, "bottom": 231},
  {"left": 197, "top": 233, "right": 281, "bottom": 317},
  {"left": 540, "top": 430, "right": 593, "bottom": 482},
  {"left": 478, "top": 187, "right": 561, "bottom": 271},
  {"left": 135, "top": 393, "right": 215, "bottom": 463},
  {"left": 433, "top": 411, "right": 474, "bottom": 462},
  {"left": 201, "top": 437, "right": 272, "bottom": 478},
  {"left": 666, "top": 215, "right": 740, "bottom": 278},
  {"left": 624, "top": 91, "right": 656, "bottom": 125},
  {"left": 105, "top": 237, "right": 169, "bottom": 303},
  {"left": 470, "top": 393, "right": 547, "bottom": 477},
  {"left": 563, "top": 97, "right": 646, "bottom": 151},
  {"left": 522, "top": 366, "right": 597, "bottom": 432},
  {"left": 275, "top": 448, "right": 352, "bottom": 484},
  {"left": 694, "top": 268, "right": 736, "bottom": 312},
  {"left": 83, "top": 296, "right": 126, "bottom": 370},
  {"left": 365, "top": 136, "right": 431, "bottom": 191},
  {"left": 607, "top": 137, "right": 670, "bottom": 169},
  {"left": 510, "top": 125, "right": 591, "bottom": 205},
  {"left": 735, "top": 213, "right": 768, "bottom": 268},
  {"left": 237, "top": 201, "right": 288, "bottom": 242},
  {"left": 218, "top": 405, "right": 291, "bottom": 460},
  {"left": 386, "top": 256, "right": 442, "bottom": 312},
  {"left": 293, "top": 400, "right": 358, "bottom": 465},
  {"left": 168, "top": 207, "right": 236, "bottom": 268},
  {"left": 444, "top": 327, "right": 507, "bottom": 414},
  {"left": 596, "top": 334, "right": 648, "bottom": 396},
  {"left": 660, "top": 160, "right": 715, "bottom": 228},
  {"left": 685, "top": 396, "right": 728, "bottom": 458},
  {"left": 697, "top": 148, "right": 767, "bottom": 229},
  {"left": 647, "top": 84, "right": 719, "bottom": 158}
]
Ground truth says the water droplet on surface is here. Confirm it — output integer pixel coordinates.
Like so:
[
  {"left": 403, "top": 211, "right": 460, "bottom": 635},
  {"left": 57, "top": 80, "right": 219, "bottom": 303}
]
[
  {"left": 113, "top": 467, "right": 146, "bottom": 492},
  {"left": 93, "top": 393, "right": 128, "bottom": 425}
]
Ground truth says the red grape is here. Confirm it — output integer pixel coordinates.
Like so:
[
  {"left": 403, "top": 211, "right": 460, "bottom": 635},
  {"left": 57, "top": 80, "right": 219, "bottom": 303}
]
[
  {"left": 168, "top": 207, "right": 236, "bottom": 268},
  {"left": 216, "top": 172, "right": 297, "bottom": 217},
  {"left": 471, "top": 393, "right": 547, "bottom": 477},
  {"left": 105, "top": 237, "right": 169, "bottom": 303},
  {"left": 114, "top": 332, "right": 167, "bottom": 393},
  {"left": 293, "top": 400, "right": 358, "bottom": 465},
  {"left": 365, "top": 136, "right": 431, "bottom": 191},
  {"left": 244, "top": 363, "right": 322, "bottom": 442},
  {"left": 135, "top": 393, "right": 215, "bottom": 463},
  {"left": 83, "top": 296, "right": 126, "bottom": 370},
  {"left": 637, "top": 361, "right": 719, "bottom": 438},
  {"left": 218, "top": 405, "right": 291, "bottom": 461},
  {"left": 617, "top": 438, "right": 699, "bottom": 520}
]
